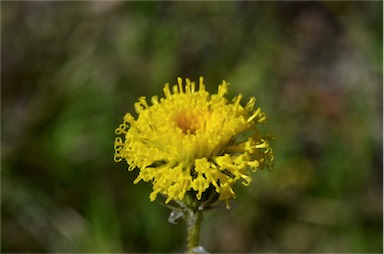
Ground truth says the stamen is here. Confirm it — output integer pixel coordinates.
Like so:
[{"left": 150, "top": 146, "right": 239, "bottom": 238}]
[
  {"left": 191, "top": 81, "right": 196, "bottom": 93},
  {"left": 199, "top": 76, "right": 205, "bottom": 91},
  {"left": 163, "top": 83, "right": 171, "bottom": 98},
  {"left": 151, "top": 95, "right": 159, "bottom": 105},
  {"left": 172, "top": 84, "right": 179, "bottom": 94},
  {"left": 233, "top": 94, "right": 243, "bottom": 106},
  {"left": 177, "top": 77, "right": 183, "bottom": 93},
  {"left": 218, "top": 81, "right": 229, "bottom": 97},
  {"left": 247, "top": 108, "right": 261, "bottom": 122}
]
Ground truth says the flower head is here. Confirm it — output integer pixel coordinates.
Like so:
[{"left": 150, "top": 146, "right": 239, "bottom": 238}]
[{"left": 114, "top": 77, "right": 273, "bottom": 206}]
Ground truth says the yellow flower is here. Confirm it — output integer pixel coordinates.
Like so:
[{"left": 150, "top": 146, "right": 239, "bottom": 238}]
[{"left": 114, "top": 77, "right": 273, "bottom": 205}]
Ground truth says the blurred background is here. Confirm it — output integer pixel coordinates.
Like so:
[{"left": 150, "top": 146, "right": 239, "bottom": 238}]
[{"left": 1, "top": 1, "right": 382, "bottom": 253}]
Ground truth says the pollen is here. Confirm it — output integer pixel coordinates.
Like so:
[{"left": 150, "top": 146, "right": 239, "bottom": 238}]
[
  {"left": 114, "top": 77, "right": 274, "bottom": 205},
  {"left": 173, "top": 110, "right": 205, "bottom": 135}
]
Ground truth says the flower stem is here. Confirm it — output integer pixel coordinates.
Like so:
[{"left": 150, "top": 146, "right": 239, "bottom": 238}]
[{"left": 185, "top": 210, "right": 203, "bottom": 254}]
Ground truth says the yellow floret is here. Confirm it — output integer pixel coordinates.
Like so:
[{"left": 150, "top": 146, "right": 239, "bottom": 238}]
[{"left": 114, "top": 77, "right": 273, "bottom": 205}]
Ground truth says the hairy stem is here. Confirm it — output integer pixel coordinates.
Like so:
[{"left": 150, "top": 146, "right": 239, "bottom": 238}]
[{"left": 185, "top": 210, "right": 203, "bottom": 254}]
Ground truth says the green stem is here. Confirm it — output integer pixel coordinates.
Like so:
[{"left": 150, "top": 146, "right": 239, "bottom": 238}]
[{"left": 185, "top": 210, "right": 203, "bottom": 254}]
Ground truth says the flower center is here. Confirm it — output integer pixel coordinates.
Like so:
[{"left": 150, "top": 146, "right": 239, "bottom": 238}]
[{"left": 174, "top": 110, "right": 204, "bottom": 135}]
